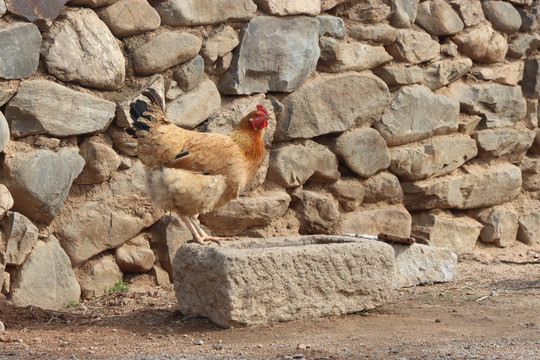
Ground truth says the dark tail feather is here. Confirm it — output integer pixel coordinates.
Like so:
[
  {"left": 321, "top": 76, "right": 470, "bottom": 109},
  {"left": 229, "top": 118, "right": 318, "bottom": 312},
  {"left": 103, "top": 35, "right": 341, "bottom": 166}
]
[
  {"left": 142, "top": 88, "right": 165, "bottom": 113},
  {"left": 129, "top": 99, "right": 151, "bottom": 136}
]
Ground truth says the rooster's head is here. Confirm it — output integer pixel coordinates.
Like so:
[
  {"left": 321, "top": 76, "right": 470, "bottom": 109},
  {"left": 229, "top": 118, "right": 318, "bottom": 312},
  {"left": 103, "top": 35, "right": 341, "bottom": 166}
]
[{"left": 248, "top": 104, "right": 269, "bottom": 130}]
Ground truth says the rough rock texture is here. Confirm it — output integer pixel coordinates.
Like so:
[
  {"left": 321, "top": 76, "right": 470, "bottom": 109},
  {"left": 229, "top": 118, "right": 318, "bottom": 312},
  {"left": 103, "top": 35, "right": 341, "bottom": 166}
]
[
  {"left": 387, "top": 29, "right": 440, "bottom": 64},
  {"left": 517, "top": 208, "right": 540, "bottom": 247},
  {"left": 336, "top": 204, "right": 412, "bottom": 238},
  {"left": 473, "top": 128, "right": 536, "bottom": 163},
  {"left": 257, "top": 0, "right": 321, "bottom": 16},
  {"left": 219, "top": 16, "right": 320, "bottom": 94},
  {"left": 318, "top": 38, "right": 392, "bottom": 73},
  {"left": 471, "top": 206, "right": 519, "bottom": 248},
  {"left": 393, "top": 243, "right": 458, "bottom": 288},
  {"left": 75, "top": 254, "right": 123, "bottom": 299},
  {"left": 482, "top": 1, "right": 522, "bottom": 34},
  {"left": 0, "top": 23, "right": 42, "bottom": 80},
  {"left": 0, "top": 112, "right": 8, "bottom": 153},
  {"left": 451, "top": 23, "right": 508, "bottom": 63},
  {"left": 75, "top": 139, "right": 121, "bottom": 184},
  {"left": 115, "top": 235, "right": 155, "bottom": 273},
  {"left": 415, "top": 0, "right": 464, "bottom": 36},
  {"left": 0, "top": 185, "right": 13, "bottom": 219},
  {"left": 5, "top": 0, "right": 67, "bottom": 22},
  {"left": 291, "top": 189, "right": 340, "bottom": 234},
  {"left": 423, "top": 58, "right": 473, "bottom": 90},
  {"left": 97, "top": 0, "right": 161, "bottom": 37},
  {"left": 173, "top": 236, "right": 395, "bottom": 328},
  {"left": 0, "top": 212, "right": 38, "bottom": 266}
]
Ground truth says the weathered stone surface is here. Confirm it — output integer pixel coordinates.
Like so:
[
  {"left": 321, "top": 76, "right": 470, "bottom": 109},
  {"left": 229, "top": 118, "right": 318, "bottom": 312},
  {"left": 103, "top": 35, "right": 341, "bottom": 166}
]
[
  {"left": 470, "top": 62, "right": 524, "bottom": 86},
  {"left": 375, "top": 85, "right": 459, "bottom": 146},
  {"left": 153, "top": 0, "right": 257, "bottom": 26},
  {"left": 337, "top": 204, "right": 412, "bottom": 238},
  {"left": 0, "top": 112, "right": 8, "bottom": 153},
  {"left": 0, "top": 212, "right": 38, "bottom": 266},
  {"left": 402, "top": 163, "right": 522, "bottom": 211},
  {"left": 508, "top": 33, "right": 540, "bottom": 59},
  {"left": 75, "top": 138, "right": 121, "bottom": 184},
  {"left": 448, "top": 0, "right": 485, "bottom": 27},
  {"left": 331, "top": 128, "right": 391, "bottom": 178},
  {"left": 446, "top": 82, "right": 527, "bottom": 128},
  {"left": 458, "top": 115, "right": 482, "bottom": 135},
  {"left": 415, "top": 0, "right": 464, "bottom": 36},
  {"left": 347, "top": 23, "right": 397, "bottom": 45},
  {"left": 69, "top": 0, "right": 117, "bottom": 7},
  {"left": 334, "top": 0, "right": 390, "bottom": 23},
  {"left": 393, "top": 243, "right": 458, "bottom": 288},
  {"left": 0, "top": 185, "right": 13, "bottom": 218},
  {"left": 291, "top": 189, "right": 340, "bottom": 235},
  {"left": 521, "top": 156, "right": 540, "bottom": 191},
  {"left": 200, "top": 188, "right": 291, "bottom": 236},
  {"left": 482, "top": 1, "right": 521, "bottom": 34},
  {"left": 132, "top": 32, "right": 202, "bottom": 76},
  {"left": 321, "top": 0, "right": 348, "bottom": 11},
  {"left": 9, "top": 236, "right": 81, "bottom": 310},
  {"left": 174, "top": 55, "right": 204, "bottom": 92},
  {"left": 517, "top": 208, "right": 540, "bottom": 247},
  {"left": 387, "top": 29, "right": 440, "bottom": 64},
  {"left": 151, "top": 265, "right": 172, "bottom": 288},
  {"left": 411, "top": 210, "right": 482, "bottom": 255},
  {"left": 522, "top": 57, "right": 540, "bottom": 99},
  {"left": 473, "top": 129, "right": 536, "bottom": 163},
  {"left": 328, "top": 177, "right": 365, "bottom": 212},
  {"left": 423, "top": 58, "right": 472, "bottom": 90},
  {"left": 1, "top": 146, "right": 85, "bottom": 223},
  {"left": 530, "top": 128, "right": 540, "bottom": 155},
  {"left": 257, "top": 0, "right": 321, "bottom": 16},
  {"left": 362, "top": 172, "right": 403, "bottom": 204},
  {"left": 200, "top": 25, "right": 239, "bottom": 64},
  {"left": 0, "top": 23, "right": 41, "bottom": 80},
  {"left": 388, "top": 0, "right": 418, "bottom": 28},
  {"left": 6, "top": 0, "right": 67, "bottom": 22},
  {"left": 317, "top": 15, "right": 345, "bottom": 39},
  {"left": 174, "top": 236, "right": 395, "bottom": 327},
  {"left": 6, "top": 80, "right": 116, "bottom": 137},
  {"left": 165, "top": 78, "right": 221, "bottom": 129},
  {"left": 75, "top": 254, "right": 123, "bottom": 299},
  {"left": 390, "top": 135, "right": 478, "bottom": 181},
  {"left": 525, "top": 99, "right": 538, "bottom": 130},
  {"left": 42, "top": 8, "right": 125, "bottom": 89},
  {"left": 318, "top": 38, "right": 392, "bottom": 73},
  {"left": 0, "top": 0, "right": 6, "bottom": 16},
  {"left": 219, "top": 16, "right": 320, "bottom": 95},
  {"left": 0, "top": 89, "right": 16, "bottom": 107},
  {"left": 470, "top": 206, "right": 518, "bottom": 248},
  {"left": 97, "top": 0, "right": 161, "bottom": 37},
  {"left": 115, "top": 234, "right": 155, "bottom": 273},
  {"left": 451, "top": 23, "right": 508, "bottom": 63},
  {"left": 274, "top": 73, "right": 390, "bottom": 141},
  {"left": 267, "top": 140, "right": 340, "bottom": 188},
  {"left": 373, "top": 66, "right": 424, "bottom": 86}
]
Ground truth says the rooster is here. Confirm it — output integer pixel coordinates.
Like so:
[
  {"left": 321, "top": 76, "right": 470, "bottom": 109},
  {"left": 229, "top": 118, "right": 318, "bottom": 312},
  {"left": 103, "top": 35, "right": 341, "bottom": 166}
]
[{"left": 129, "top": 89, "right": 269, "bottom": 245}]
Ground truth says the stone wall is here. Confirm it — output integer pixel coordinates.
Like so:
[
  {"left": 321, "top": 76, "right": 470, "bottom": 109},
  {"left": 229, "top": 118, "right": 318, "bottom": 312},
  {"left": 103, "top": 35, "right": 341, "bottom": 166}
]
[{"left": 0, "top": 0, "right": 539, "bottom": 309}]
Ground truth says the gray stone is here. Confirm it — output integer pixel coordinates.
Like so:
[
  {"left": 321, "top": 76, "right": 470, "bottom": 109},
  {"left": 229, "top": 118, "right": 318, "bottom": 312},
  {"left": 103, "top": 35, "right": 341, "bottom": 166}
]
[
  {"left": 423, "top": 58, "right": 472, "bottom": 90},
  {"left": 387, "top": 29, "right": 440, "bottom": 64},
  {"left": 483, "top": 1, "right": 522, "bottom": 34},
  {"left": 151, "top": 265, "right": 172, "bottom": 288},
  {"left": 411, "top": 210, "right": 482, "bottom": 255},
  {"left": 173, "top": 236, "right": 395, "bottom": 327},
  {"left": 41, "top": 8, "right": 125, "bottom": 90},
  {"left": 9, "top": 235, "right": 81, "bottom": 310},
  {"left": 458, "top": 114, "right": 482, "bottom": 135},
  {"left": 402, "top": 163, "right": 522, "bottom": 211},
  {"left": 347, "top": 24, "right": 397, "bottom": 45},
  {"left": 375, "top": 85, "right": 459, "bottom": 146},
  {"left": 0, "top": 88, "right": 15, "bottom": 107},
  {"left": 200, "top": 25, "right": 239, "bottom": 64},
  {"left": 0, "top": 23, "right": 41, "bottom": 80},
  {"left": 508, "top": 34, "right": 540, "bottom": 59},
  {"left": 97, "top": 0, "right": 161, "bottom": 37},
  {"left": 0, "top": 184, "right": 13, "bottom": 218},
  {"left": 0, "top": 0, "right": 5, "bottom": 16},
  {"left": 321, "top": 0, "right": 348, "bottom": 11},
  {"left": 448, "top": 0, "right": 485, "bottom": 27},
  {"left": 153, "top": 0, "right": 257, "bottom": 26},
  {"left": 75, "top": 254, "right": 123, "bottom": 299},
  {"left": 517, "top": 208, "right": 540, "bottom": 247},
  {"left": 373, "top": 66, "right": 424, "bottom": 86},
  {"left": 0, "top": 212, "right": 38, "bottom": 266},
  {"left": 389, "top": 135, "right": 478, "bottom": 181},
  {"left": 446, "top": 82, "right": 527, "bottom": 128},
  {"left": 1, "top": 146, "right": 85, "bottom": 223},
  {"left": 393, "top": 243, "right": 458, "bottom": 288},
  {"left": 219, "top": 16, "right": 320, "bottom": 95},
  {"left": 388, "top": 0, "right": 418, "bottom": 28},
  {"left": 68, "top": 0, "right": 117, "bottom": 6},
  {"left": 317, "top": 15, "right": 345, "bottom": 39},
  {"left": 256, "top": 0, "right": 321, "bottom": 16},
  {"left": 318, "top": 38, "right": 392, "bottom": 73},
  {"left": 6, "top": 0, "right": 67, "bottom": 22},
  {"left": 165, "top": 78, "right": 221, "bottom": 129},
  {"left": 115, "top": 234, "right": 155, "bottom": 273},
  {"left": 521, "top": 156, "right": 540, "bottom": 191},
  {"left": 362, "top": 172, "right": 403, "bottom": 204},
  {"left": 207, "top": 52, "right": 233, "bottom": 75},
  {"left": 334, "top": 0, "right": 390, "bottom": 23},
  {"left": 267, "top": 140, "right": 340, "bottom": 188},
  {"left": 473, "top": 129, "right": 536, "bottom": 163},
  {"left": 291, "top": 189, "right": 340, "bottom": 235},
  {"left": 525, "top": 99, "right": 538, "bottom": 130},
  {"left": 336, "top": 204, "right": 412, "bottom": 238},
  {"left": 451, "top": 23, "right": 508, "bottom": 63},
  {"left": 0, "top": 112, "right": 8, "bottom": 153},
  {"left": 470, "top": 62, "right": 524, "bottom": 86},
  {"left": 331, "top": 128, "right": 391, "bottom": 178},
  {"left": 6, "top": 80, "right": 116, "bottom": 137},
  {"left": 328, "top": 177, "right": 365, "bottom": 212},
  {"left": 75, "top": 138, "right": 121, "bottom": 184},
  {"left": 470, "top": 206, "right": 518, "bottom": 248},
  {"left": 274, "top": 73, "right": 390, "bottom": 142},
  {"left": 522, "top": 57, "right": 540, "bottom": 99},
  {"left": 132, "top": 32, "right": 202, "bottom": 76},
  {"left": 200, "top": 188, "right": 291, "bottom": 236},
  {"left": 415, "top": 0, "right": 464, "bottom": 36}
]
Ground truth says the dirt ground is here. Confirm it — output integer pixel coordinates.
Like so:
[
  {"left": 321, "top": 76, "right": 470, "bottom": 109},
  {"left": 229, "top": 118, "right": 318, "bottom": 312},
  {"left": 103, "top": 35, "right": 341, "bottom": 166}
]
[{"left": 0, "top": 243, "right": 539, "bottom": 360}]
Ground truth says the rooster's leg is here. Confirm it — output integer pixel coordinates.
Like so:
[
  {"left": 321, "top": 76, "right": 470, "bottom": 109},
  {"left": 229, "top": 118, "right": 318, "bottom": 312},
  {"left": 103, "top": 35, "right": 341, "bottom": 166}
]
[
  {"left": 181, "top": 216, "right": 209, "bottom": 245},
  {"left": 189, "top": 216, "right": 233, "bottom": 245}
]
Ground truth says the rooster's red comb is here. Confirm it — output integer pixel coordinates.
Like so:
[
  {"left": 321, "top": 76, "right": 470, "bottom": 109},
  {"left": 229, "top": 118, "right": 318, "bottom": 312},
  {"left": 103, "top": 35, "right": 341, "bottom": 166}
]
[{"left": 257, "top": 104, "right": 269, "bottom": 115}]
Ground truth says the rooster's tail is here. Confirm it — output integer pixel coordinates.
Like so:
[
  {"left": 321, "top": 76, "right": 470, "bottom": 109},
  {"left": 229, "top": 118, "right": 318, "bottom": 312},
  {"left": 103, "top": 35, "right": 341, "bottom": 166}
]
[{"left": 128, "top": 89, "right": 169, "bottom": 137}]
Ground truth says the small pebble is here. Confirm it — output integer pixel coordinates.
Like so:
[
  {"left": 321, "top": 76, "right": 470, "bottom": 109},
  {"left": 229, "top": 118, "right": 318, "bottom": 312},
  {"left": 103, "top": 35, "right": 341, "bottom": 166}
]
[
  {"left": 213, "top": 344, "right": 224, "bottom": 350},
  {"left": 491, "top": 291, "right": 498, "bottom": 297},
  {"left": 194, "top": 340, "right": 204, "bottom": 345},
  {"left": 292, "top": 354, "right": 304, "bottom": 359}
]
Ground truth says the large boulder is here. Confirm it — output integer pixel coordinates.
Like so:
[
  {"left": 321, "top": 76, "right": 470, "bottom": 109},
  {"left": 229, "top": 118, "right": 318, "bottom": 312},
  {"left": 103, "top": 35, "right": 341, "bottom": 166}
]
[
  {"left": 318, "top": 38, "right": 392, "bottom": 73},
  {"left": 482, "top": 1, "right": 522, "bottom": 34},
  {"left": 336, "top": 204, "right": 412, "bottom": 238},
  {"left": 387, "top": 29, "right": 440, "bottom": 64},
  {"left": 115, "top": 234, "right": 156, "bottom": 273},
  {"left": 97, "top": 0, "right": 161, "bottom": 37},
  {"left": 290, "top": 189, "right": 340, "bottom": 235},
  {"left": 470, "top": 206, "right": 518, "bottom": 248},
  {"left": 451, "top": 23, "right": 508, "bottom": 63},
  {"left": 473, "top": 129, "right": 536, "bottom": 163},
  {"left": 219, "top": 16, "right": 320, "bottom": 94},
  {"left": 415, "top": 0, "right": 464, "bottom": 36},
  {"left": 75, "top": 254, "right": 123, "bottom": 299},
  {"left": 5, "top": 0, "right": 67, "bottom": 22},
  {"left": 0, "top": 23, "right": 41, "bottom": 80},
  {"left": 0, "top": 212, "right": 38, "bottom": 266}
]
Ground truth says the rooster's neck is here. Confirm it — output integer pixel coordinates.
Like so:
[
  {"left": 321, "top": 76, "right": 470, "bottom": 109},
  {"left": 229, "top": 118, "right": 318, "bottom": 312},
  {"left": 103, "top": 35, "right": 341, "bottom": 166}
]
[{"left": 230, "top": 128, "right": 266, "bottom": 163}]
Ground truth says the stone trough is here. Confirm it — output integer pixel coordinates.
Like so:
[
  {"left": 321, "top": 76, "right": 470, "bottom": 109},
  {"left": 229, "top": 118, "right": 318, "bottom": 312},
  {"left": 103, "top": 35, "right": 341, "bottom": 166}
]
[{"left": 173, "top": 235, "right": 396, "bottom": 328}]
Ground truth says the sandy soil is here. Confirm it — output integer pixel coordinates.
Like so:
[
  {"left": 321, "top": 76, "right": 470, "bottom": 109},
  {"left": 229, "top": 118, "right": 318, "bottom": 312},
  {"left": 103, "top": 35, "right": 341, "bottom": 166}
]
[{"left": 0, "top": 243, "right": 539, "bottom": 360}]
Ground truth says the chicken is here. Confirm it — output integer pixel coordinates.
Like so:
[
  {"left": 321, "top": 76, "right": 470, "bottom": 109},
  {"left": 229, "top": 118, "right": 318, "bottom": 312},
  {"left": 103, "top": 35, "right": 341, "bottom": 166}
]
[{"left": 129, "top": 89, "right": 269, "bottom": 245}]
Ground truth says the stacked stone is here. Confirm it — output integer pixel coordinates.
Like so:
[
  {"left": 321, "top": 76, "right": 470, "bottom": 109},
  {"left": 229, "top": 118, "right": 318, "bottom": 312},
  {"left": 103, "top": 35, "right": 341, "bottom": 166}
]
[{"left": 0, "top": 0, "right": 539, "bottom": 309}]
